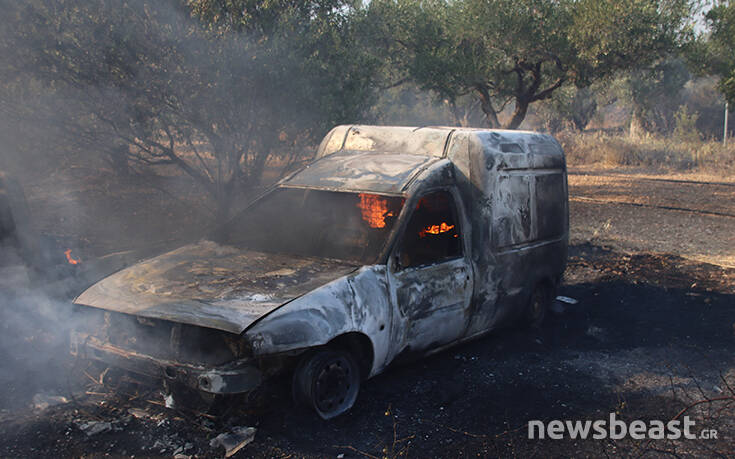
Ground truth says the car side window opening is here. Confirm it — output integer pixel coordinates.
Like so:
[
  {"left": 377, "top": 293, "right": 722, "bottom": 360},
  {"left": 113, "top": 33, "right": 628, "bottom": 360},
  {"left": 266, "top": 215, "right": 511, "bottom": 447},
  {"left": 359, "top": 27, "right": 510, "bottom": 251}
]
[{"left": 398, "top": 190, "right": 462, "bottom": 269}]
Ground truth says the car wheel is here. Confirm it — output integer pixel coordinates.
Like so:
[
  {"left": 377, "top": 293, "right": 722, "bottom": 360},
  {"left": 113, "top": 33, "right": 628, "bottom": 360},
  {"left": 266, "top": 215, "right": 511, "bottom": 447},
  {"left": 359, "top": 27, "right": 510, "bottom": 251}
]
[
  {"left": 292, "top": 349, "right": 360, "bottom": 420},
  {"left": 524, "top": 282, "right": 554, "bottom": 328}
]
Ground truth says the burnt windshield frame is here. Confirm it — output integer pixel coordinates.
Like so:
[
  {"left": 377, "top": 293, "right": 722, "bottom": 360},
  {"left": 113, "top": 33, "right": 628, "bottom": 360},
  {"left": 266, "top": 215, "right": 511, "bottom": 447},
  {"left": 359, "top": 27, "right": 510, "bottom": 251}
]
[
  {"left": 216, "top": 187, "right": 405, "bottom": 265},
  {"left": 394, "top": 189, "right": 463, "bottom": 270},
  {"left": 386, "top": 185, "right": 470, "bottom": 271}
]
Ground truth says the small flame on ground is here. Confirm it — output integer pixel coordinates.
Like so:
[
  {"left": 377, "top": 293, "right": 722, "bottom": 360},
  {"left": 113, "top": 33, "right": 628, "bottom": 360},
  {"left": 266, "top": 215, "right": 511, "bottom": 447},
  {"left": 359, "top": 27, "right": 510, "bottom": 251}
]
[
  {"left": 419, "top": 222, "right": 455, "bottom": 238},
  {"left": 64, "top": 249, "right": 81, "bottom": 265},
  {"left": 358, "top": 193, "right": 394, "bottom": 229}
]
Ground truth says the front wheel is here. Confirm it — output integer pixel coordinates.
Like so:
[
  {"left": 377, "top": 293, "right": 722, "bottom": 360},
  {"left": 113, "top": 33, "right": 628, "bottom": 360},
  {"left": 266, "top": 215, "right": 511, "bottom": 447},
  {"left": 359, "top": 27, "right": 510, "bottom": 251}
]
[{"left": 292, "top": 349, "right": 361, "bottom": 420}]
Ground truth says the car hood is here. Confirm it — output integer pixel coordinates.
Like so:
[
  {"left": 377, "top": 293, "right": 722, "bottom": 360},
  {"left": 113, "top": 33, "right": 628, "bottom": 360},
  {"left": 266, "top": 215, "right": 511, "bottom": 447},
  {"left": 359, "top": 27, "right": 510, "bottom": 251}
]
[{"left": 73, "top": 240, "right": 360, "bottom": 334}]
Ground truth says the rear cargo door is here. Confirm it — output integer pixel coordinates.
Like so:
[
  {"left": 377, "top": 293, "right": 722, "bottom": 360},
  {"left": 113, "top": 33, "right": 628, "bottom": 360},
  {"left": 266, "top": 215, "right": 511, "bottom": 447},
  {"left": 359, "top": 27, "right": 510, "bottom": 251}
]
[{"left": 387, "top": 189, "right": 473, "bottom": 352}]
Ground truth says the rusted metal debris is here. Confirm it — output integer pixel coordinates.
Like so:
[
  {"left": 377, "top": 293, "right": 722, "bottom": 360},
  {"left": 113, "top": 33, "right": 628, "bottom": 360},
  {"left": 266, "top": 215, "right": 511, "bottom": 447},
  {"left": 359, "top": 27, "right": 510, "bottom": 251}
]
[{"left": 71, "top": 125, "right": 569, "bottom": 419}]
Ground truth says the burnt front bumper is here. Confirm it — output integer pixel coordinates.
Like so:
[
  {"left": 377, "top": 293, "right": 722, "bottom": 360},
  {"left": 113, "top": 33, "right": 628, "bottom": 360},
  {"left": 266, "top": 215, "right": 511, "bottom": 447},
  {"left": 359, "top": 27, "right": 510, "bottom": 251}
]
[{"left": 70, "top": 331, "right": 262, "bottom": 394}]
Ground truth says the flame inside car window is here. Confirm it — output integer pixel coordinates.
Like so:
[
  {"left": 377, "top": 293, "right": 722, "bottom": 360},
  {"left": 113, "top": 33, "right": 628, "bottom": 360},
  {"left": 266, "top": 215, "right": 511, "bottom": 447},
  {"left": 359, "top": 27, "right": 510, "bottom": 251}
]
[
  {"left": 398, "top": 190, "right": 462, "bottom": 268},
  {"left": 418, "top": 222, "right": 455, "bottom": 238},
  {"left": 357, "top": 193, "right": 396, "bottom": 229}
]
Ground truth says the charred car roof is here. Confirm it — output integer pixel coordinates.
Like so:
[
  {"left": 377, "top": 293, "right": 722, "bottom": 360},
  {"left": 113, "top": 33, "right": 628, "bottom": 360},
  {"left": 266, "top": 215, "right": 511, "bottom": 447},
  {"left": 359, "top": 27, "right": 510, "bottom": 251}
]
[
  {"left": 282, "top": 150, "right": 439, "bottom": 196},
  {"left": 285, "top": 125, "right": 562, "bottom": 197}
]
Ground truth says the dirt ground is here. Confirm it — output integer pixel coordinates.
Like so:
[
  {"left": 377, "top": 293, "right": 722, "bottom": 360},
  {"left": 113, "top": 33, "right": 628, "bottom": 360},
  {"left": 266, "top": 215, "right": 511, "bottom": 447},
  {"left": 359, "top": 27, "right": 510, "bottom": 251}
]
[
  {"left": 568, "top": 164, "right": 735, "bottom": 268},
  {"left": 0, "top": 165, "right": 734, "bottom": 457}
]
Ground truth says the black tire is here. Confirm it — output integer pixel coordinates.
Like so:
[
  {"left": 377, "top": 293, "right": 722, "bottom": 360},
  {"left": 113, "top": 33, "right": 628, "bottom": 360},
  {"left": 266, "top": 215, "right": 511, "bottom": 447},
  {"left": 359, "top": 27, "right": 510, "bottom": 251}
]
[
  {"left": 524, "top": 282, "right": 554, "bottom": 328},
  {"left": 292, "top": 349, "right": 361, "bottom": 420}
]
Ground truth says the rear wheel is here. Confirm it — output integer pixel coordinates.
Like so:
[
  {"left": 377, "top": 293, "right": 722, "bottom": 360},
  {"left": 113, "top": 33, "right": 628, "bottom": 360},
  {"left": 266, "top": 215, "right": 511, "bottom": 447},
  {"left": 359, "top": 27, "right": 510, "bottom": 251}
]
[
  {"left": 292, "top": 349, "right": 360, "bottom": 420},
  {"left": 524, "top": 282, "right": 554, "bottom": 328}
]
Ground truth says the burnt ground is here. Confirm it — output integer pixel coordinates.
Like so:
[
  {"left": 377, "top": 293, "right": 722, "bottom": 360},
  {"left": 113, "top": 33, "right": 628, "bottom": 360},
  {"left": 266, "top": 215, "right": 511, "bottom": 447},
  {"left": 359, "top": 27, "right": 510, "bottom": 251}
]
[
  {"left": 0, "top": 168, "right": 734, "bottom": 457},
  {"left": 568, "top": 165, "right": 735, "bottom": 268}
]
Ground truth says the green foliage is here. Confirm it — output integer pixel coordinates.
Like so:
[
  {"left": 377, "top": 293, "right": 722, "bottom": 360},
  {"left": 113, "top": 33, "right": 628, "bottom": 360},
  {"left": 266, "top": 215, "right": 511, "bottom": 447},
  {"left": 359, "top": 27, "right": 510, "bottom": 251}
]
[
  {"left": 0, "top": 0, "right": 379, "bottom": 221},
  {"left": 369, "top": 0, "right": 692, "bottom": 129},
  {"left": 680, "top": 76, "right": 729, "bottom": 137},
  {"left": 722, "top": 70, "right": 735, "bottom": 106},
  {"left": 536, "top": 86, "right": 598, "bottom": 132},
  {"left": 370, "top": 85, "right": 457, "bottom": 126},
  {"left": 569, "top": 89, "right": 599, "bottom": 132},
  {"left": 673, "top": 105, "right": 702, "bottom": 143},
  {"left": 187, "top": 0, "right": 356, "bottom": 34},
  {"left": 629, "top": 58, "right": 691, "bottom": 133},
  {"left": 690, "top": 1, "right": 735, "bottom": 105}
]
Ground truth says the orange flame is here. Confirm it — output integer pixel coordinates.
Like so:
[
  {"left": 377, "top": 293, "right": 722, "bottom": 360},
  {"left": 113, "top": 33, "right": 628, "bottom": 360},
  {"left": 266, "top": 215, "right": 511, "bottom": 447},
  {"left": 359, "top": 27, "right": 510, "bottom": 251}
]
[
  {"left": 357, "top": 193, "right": 395, "bottom": 229},
  {"left": 64, "top": 249, "right": 81, "bottom": 265},
  {"left": 419, "top": 222, "right": 455, "bottom": 238}
]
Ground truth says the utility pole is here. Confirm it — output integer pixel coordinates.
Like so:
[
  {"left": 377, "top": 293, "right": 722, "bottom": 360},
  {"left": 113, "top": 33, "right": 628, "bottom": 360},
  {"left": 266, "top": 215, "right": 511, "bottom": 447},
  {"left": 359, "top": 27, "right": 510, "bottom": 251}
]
[{"left": 725, "top": 101, "right": 729, "bottom": 147}]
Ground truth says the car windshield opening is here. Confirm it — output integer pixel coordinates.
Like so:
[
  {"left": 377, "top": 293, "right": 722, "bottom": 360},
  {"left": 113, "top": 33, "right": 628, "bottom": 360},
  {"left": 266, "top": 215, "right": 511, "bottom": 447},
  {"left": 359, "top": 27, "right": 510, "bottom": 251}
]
[{"left": 219, "top": 188, "right": 405, "bottom": 264}]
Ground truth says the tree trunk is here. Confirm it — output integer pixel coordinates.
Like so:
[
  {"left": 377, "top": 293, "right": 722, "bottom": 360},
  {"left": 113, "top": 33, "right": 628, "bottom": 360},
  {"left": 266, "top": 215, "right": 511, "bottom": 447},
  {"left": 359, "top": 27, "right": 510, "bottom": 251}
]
[
  {"left": 449, "top": 101, "right": 469, "bottom": 127},
  {"left": 213, "top": 160, "right": 238, "bottom": 225},
  {"left": 475, "top": 87, "right": 501, "bottom": 128},
  {"left": 629, "top": 110, "right": 644, "bottom": 139},
  {"left": 213, "top": 142, "right": 271, "bottom": 225},
  {"left": 214, "top": 186, "right": 234, "bottom": 225},
  {"left": 505, "top": 99, "right": 529, "bottom": 130}
]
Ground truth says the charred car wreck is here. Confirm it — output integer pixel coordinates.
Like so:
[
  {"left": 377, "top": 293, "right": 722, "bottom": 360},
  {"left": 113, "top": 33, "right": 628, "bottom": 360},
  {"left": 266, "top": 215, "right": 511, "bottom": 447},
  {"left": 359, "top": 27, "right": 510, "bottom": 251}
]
[{"left": 71, "top": 125, "right": 568, "bottom": 419}]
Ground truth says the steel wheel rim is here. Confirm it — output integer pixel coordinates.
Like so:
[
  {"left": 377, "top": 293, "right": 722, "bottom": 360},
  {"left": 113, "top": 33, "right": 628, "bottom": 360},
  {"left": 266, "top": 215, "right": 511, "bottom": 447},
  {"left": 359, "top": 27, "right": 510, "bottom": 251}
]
[
  {"left": 530, "top": 294, "right": 544, "bottom": 321},
  {"left": 314, "top": 356, "right": 352, "bottom": 414}
]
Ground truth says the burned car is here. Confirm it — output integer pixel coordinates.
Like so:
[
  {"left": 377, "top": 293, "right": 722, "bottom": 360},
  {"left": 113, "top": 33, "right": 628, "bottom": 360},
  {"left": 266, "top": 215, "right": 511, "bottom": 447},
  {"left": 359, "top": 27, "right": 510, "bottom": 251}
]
[{"left": 71, "top": 125, "right": 568, "bottom": 419}]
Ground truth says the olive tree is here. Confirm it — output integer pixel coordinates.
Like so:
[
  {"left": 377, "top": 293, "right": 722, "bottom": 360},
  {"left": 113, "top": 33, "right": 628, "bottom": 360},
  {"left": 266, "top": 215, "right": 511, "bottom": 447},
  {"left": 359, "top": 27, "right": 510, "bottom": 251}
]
[
  {"left": 369, "top": 0, "right": 692, "bottom": 129},
  {"left": 0, "top": 0, "right": 379, "bottom": 222},
  {"left": 698, "top": 1, "right": 735, "bottom": 105}
]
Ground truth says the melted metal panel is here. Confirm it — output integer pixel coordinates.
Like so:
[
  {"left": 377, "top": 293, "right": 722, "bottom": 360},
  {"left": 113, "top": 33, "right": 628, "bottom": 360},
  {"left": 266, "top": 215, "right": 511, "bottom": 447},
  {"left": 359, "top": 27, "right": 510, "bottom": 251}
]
[
  {"left": 390, "top": 257, "right": 472, "bottom": 352},
  {"left": 346, "top": 266, "right": 393, "bottom": 375},
  {"left": 316, "top": 125, "right": 452, "bottom": 159},
  {"left": 285, "top": 150, "right": 436, "bottom": 195},
  {"left": 245, "top": 265, "right": 393, "bottom": 377},
  {"left": 493, "top": 174, "right": 535, "bottom": 248},
  {"left": 444, "top": 128, "right": 567, "bottom": 336},
  {"left": 74, "top": 240, "right": 358, "bottom": 334},
  {"left": 315, "top": 125, "right": 350, "bottom": 158}
]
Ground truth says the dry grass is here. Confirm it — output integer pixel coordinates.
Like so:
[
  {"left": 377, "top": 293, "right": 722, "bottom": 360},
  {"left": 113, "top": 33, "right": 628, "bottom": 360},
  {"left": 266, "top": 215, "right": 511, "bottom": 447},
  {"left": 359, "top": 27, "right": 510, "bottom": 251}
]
[
  {"left": 558, "top": 130, "right": 735, "bottom": 174},
  {"left": 568, "top": 167, "right": 735, "bottom": 268}
]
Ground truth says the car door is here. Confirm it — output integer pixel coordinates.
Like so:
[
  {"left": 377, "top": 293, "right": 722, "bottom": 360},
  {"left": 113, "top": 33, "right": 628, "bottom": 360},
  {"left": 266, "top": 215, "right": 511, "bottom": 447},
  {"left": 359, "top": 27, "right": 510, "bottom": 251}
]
[{"left": 387, "top": 189, "right": 473, "bottom": 353}]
